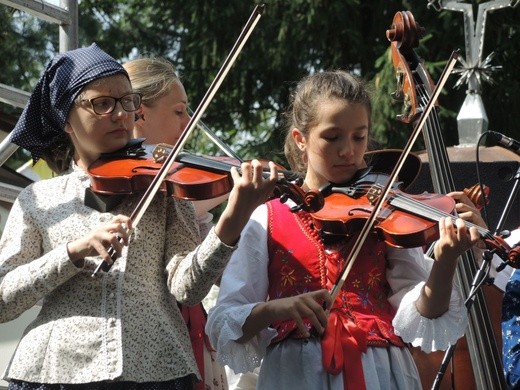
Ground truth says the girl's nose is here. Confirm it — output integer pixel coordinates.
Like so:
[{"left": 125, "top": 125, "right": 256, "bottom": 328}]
[
  {"left": 112, "top": 101, "right": 130, "bottom": 119},
  {"left": 338, "top": 143, "right": 353, "bottom": 158},
  {"left": 182, "top": 114, "right": 191, "bottom": 129}
]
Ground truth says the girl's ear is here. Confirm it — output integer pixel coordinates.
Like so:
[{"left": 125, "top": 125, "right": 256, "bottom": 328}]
[
  {"left": 135, "top": 107, "right": 145, "bottom": 122},
  {"left": 291, "top": 128, "right": 306, "bottom": 151},
  {"left": 64, "top": 122, "right": 73, "bottom": 135}
]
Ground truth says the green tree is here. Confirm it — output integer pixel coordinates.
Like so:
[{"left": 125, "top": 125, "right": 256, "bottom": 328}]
[
  {"left": 2, "top": 1, "right": 520, "bottom": 166},
  {"left": 0, "top": 6, "right": 58, "bottom": 169}
]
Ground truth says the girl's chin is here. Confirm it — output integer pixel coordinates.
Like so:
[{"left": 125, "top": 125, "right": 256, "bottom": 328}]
[
  {"left": 329, "top": 171, "right": 357, "bottom": 184},
  {"left": 104, "top": 138, "right": 131, "bottom": 153}
]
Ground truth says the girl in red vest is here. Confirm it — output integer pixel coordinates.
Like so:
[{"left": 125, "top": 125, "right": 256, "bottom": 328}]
[{"left": 206, "top": 70, "right": 480, "bottom": 389}]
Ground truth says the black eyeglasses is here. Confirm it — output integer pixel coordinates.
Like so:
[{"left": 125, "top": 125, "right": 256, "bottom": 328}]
[{"left": 80, "top": 93, "right": 142, "bottom": 115}]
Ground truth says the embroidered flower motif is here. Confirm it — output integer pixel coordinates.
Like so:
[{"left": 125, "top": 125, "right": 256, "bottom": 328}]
[
  {"left": 277, "top": 249, "right": 291, "bottom": 264},
  {"left": 367, "top": 268, "right": 382, "bottom": 288},
  {"left": 359, "top": 291, "right": 372, "bottom": 309},
  {"left": 280, "top": 264, "right": 297, "bottom": 287}
]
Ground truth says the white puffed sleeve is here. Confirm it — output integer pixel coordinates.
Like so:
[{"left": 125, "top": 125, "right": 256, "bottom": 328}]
[{"left": 388, "top": 246, "right": 468, "bottom": 352}]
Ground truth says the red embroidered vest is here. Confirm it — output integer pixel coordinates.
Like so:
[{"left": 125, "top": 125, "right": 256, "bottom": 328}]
[{"left": 266, "top": 199, "right": 405, "bottom": 388}]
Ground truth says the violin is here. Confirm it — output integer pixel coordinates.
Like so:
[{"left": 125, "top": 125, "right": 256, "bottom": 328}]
[
  {"left": 313, "top": 171, "right": 455, "bottom": 247},
  {"left": 310, "top": 169, "right": 520, "bottom": 267},
  {"left": 464, "top": 183, "right": 490, "bottom": 212},
  {"left": 88, "top": 140, "right": 235, "bottom": 200},
  {"left": 87, "top": 139, "right": 324, "bottom": 213}
]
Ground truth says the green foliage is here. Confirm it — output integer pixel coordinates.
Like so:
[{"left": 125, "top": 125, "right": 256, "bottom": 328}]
[
  {"left": 1, "top": 0, "right": 520, "bottom": 164},
  {"left": 0, "top": 7, "right": 57, "bottom": 91},
  {"left": 0, "top": 6, "right": 58, "bottom": 170}
]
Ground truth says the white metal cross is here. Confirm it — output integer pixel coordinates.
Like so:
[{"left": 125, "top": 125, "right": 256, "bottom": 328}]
[{"left": 427, "top": 0, "right": 517, "bottom": 144}]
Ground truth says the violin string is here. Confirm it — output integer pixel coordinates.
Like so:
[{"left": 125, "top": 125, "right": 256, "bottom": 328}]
[
  {"left": 336, "top": 182, "right": 495, "bottom": 241},
  {"left": 393, "top": 192, "right": 495, "bottom": 240}
]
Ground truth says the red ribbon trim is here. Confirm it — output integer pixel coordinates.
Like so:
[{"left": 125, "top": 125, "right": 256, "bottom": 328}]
[{"left": 322, "top": 310, "right": 368, "bottom": 390}]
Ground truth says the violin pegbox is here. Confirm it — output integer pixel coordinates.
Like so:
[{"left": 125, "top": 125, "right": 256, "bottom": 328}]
[{"left": 273, "top": 178, "right": 324, "bottom": 213}]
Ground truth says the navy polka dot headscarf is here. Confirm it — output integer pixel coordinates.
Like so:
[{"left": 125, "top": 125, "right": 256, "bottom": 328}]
[{"left": 10, "top": 43, "right": 129, "bottom": 162}]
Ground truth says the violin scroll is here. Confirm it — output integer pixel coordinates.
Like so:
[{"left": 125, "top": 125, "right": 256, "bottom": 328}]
[
  {"left": 485, "top": 233, "right": 520, "bottom": 269},
  {"left": 272, "top": 178, "right": 324, "bottom": 213},
  {"left": 463, "top": 183, "right": 490, "bottom": 212},
  {"left": 506, "top": 245, "right": 520, "bottom": 269}
]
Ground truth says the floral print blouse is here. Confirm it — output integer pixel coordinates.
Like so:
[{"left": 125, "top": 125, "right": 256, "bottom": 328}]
[{"left": 0, "top": 165, "right": 235, "bottom": 384}]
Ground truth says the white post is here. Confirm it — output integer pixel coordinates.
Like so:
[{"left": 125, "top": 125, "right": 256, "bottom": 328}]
[{"left": 431, "top": 0, "right": 514, "bottom": 145}]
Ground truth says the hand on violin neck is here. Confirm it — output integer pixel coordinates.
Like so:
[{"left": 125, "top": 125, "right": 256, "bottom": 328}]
[
  {"left": 447, "top": 190, "right": 488, "bottom": 230},
  {"left": 418, "top": 217, "right": 480, "bottom": 318},
  {"left": 433, "top": 217, "right": 481, "bottom": 265},
  {"left": 214, "top": 159, "right": 278, "bottom": 246}
]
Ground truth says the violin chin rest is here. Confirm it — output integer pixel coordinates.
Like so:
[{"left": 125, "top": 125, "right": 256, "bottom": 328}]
[
  {"left": 364, "top": 149, "right": 421, "bottom": 190},
  {"left": 84, "top": 188, "right": 125, "bottom": 212}
]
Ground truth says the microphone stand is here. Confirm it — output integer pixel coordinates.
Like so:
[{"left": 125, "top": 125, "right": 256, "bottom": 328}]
[
  {"left": 431, "top": 249, "right": 494, "bottom": 390},
  {"left": 432, "top": 166, "right": 520, "bottom": 390},
  {"left": 494, "top": 165, "right": 520, "bottom": 237}
]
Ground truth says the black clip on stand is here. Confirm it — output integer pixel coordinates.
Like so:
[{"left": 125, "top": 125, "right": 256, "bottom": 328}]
[{"left": 431, "top": 166, "right": 520, "bottom": 390}]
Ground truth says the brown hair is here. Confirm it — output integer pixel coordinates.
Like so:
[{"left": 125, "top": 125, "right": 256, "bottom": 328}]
[
  {"left": 40, "top": 137, "right": 74, "bottom": 174},
  {"left": 283, "top": 70, "right": 372, "bottom": 174}
]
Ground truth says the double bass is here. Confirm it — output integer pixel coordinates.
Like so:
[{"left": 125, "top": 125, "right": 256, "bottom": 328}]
[{"left": 386, "top": 11, "right": 506, "bottom": 389}]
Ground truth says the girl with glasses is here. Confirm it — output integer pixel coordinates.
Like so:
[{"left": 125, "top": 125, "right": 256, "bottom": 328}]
[{"left": 0, "top": 44, "right": 277, "bottom": 390}]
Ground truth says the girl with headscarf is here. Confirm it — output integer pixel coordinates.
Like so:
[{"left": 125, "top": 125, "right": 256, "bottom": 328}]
[{"left": 0, "top": 44, "right": 278, "bottom": 390}]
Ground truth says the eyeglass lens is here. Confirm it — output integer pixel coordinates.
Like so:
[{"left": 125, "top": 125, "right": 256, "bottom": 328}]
[{"left": 90, "top": 93, "right": 141, "bottom": 114}]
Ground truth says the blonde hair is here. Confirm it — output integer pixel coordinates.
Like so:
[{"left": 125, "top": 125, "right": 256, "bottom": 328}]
[
  {"left": 283, "top": 70, "right": 372, "bottom": 174},
  {"left": 123, "top": 57, "right": 181, "bottom": 106}
]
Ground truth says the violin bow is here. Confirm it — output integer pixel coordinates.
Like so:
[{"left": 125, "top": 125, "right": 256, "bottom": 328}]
[
  {"left": 329, "top": 50, "right": 461, "bottom": 301},
  {"left": 92, "top": 4, "right": 266, "bottom": 277}
]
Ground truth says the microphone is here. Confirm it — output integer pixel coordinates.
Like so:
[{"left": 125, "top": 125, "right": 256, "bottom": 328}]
[{"left": 488, "top": 131, "right": 520, "bottom": 154}]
